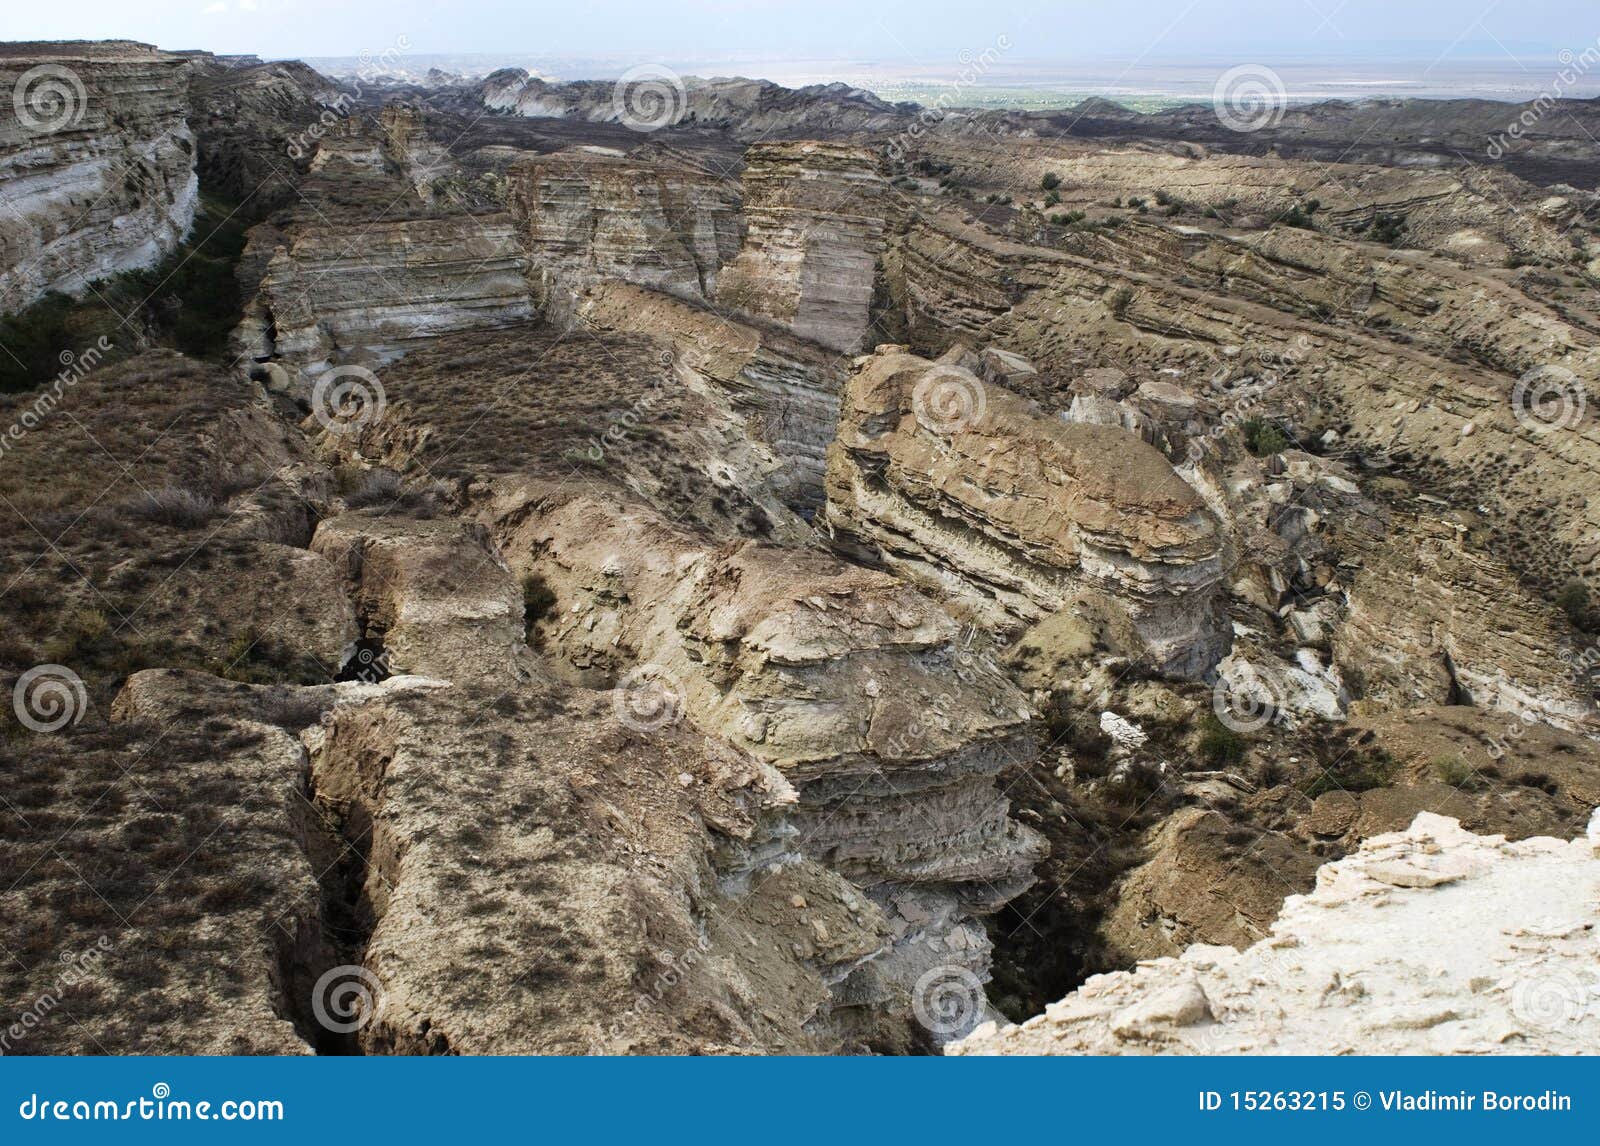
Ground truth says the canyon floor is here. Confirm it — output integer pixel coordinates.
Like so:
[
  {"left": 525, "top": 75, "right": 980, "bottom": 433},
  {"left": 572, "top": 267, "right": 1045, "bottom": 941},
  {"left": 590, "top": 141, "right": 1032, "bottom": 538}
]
[{"left": 1, "top": 42, "right": 1598, "bottom": 1055}]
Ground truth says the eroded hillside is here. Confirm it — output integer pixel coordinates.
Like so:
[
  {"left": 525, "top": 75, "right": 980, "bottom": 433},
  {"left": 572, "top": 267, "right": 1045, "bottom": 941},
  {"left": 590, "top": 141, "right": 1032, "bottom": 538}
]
[{"left": 2, "top": 42, "right": 1597, "bottom": 1055}]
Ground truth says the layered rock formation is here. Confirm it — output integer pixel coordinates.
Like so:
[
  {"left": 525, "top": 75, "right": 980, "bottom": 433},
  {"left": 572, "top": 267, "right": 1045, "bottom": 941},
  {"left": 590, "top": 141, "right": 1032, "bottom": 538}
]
[
  {"left": 0, "top": 41, "right": 197, "bottom": 311},
  {"left": 490, "top": 484, "right": 1046, "bottom": 1014},
  {"left": 237, "top": 212, "right": 533, "bottom": 373},
  {"left": 716, "top": 142, "right": 892, "bottom": 353},
  {"left": 1334, "top": 513, "right": 1596, "bottom": 733},
  {"left": 826, "top": 346, "right": 1229, "bottom": 678},
  {"left": 953, "top": 812, "right": 1600, "bottom": 1055},
  {"left": 185, "top": 55, "right": 340, "bottom": 207},
  {"left": 506, "top": 146, "right": 742, "bottom": 309},
  {"left": 575, "top": 282, "right": 845, "bottom": 510},
  {"left": 473, "top": 72, "right": 912, "bottom": 140}
]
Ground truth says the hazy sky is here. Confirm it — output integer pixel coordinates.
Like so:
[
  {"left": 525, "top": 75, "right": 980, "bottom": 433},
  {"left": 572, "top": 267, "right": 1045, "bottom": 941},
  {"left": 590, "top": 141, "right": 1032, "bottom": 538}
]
[{"left": 7, "top": 0, "right": 1595, "bottom": 64}]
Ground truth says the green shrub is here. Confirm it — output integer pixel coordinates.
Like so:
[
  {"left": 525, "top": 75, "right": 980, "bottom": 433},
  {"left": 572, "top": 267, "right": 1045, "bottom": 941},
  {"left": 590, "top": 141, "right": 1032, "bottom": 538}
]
[
  {"left": 1040, "top": 172, "right": 1061, "bottom": 191},
  {"left": 1369, "top": 212, "right": 1408, "bottom": 246},
  {"left": 1241, "top": 416, "right": 1288, "bottom": 456},
  {"left": 1304, "top": 748, "right": 1397, "bottom": 797},
  {"left": 1555, "top": 579, "right": 1589, "bottom": 627},
  {"left": 1431, "top": 754, "right": 1478, "bottom": 788},
  {"left": 1196, "top": 714, "right": 1246, "bottom": 766},
  {"left": 1106, "top": 286, "right": 1134, "bottom": 318}
]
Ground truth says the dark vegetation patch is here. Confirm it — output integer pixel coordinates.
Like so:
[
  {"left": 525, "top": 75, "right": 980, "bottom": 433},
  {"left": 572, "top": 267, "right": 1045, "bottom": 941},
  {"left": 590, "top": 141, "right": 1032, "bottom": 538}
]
[{"left": 0, "top": 195, "right": 253, "bottom": 394}]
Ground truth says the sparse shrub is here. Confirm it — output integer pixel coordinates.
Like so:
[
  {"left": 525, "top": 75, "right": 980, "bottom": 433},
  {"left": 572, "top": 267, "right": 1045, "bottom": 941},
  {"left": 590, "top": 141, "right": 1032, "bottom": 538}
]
[
  {"left": 741, "top": 505, "right": 773, "bottom": 536},
  {"left": 342, "top": 469, "right": 403, "bottom": 509},
  {"left": 1241, "top": 416, "right": 1288, "bottom": 456},
  {"left": 1369, "top": 211, "right": 1408, "bottom": 246},
  {"left": 1041, "top": 694, "right": 1111, "bottom": 760},
  {"left": 128, "top": 486, "right": 216, "bottom": 528},
  {"left": 1196, "top": 713, "right": 1246, "bottom": 766},
  {"left": 1304, "top": 748, "right": 1397, "bottom": 797},
  {"left": 42, "top": 607, "right": 113, "bottom": 667},
  {"left": 1273, "top": 204, "right": 1312, "bottom": 230},
  {"left": 1106, "top": 286, "right": 1134, "bottom": 318},
  {"left": 1430, "top": 754, "right": 1478, "bottom": 788},
  {"left": 1555, "top": 579, "right": 1590, "bottom": 627},
  {"left": 1044, "top": 189, "right": 1061, "bottom": 207}
]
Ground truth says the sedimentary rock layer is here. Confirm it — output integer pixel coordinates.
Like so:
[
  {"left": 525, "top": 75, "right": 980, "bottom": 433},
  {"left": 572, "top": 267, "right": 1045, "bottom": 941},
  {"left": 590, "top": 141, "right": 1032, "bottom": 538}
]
[
  {"left": 826, "top": 346, "right": 1229, "bottom": 678},
  {"left": 0, "top": 41, "right": 198, "bottom": 311},
  {"left": 716, "top": 141, "right": 892, "bottom": 353},
  {"left": 491, "top": 484, "right": 1045, "bottom": 1009},
  {"left": 237, "top": 213, "right": 534, "bottom": 372},
  {"left": 506, "top": 146, "right": 742, "bottom": 307}
]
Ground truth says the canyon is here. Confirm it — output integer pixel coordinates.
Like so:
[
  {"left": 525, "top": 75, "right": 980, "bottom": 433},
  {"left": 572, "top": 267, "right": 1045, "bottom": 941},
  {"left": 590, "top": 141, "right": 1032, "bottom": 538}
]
[{"left": 1, "top": 41, "right": 1597, "bottom": 1056}]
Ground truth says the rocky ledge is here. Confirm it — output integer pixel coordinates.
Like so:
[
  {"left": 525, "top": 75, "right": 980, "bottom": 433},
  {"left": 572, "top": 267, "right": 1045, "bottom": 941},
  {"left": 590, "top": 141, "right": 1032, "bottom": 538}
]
[
  {"left": 826, "top": 345, "right": 1230, "bottom": 678},
  {"left": 953, "top": 811, "right": 1600, "bottom": 1055}
]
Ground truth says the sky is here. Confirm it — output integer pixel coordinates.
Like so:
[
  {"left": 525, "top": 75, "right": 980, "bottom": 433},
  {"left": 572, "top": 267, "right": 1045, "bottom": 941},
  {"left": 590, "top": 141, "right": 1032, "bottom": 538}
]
[{"left": 5, "top": 0, "right": 1595, "bottom": 68}]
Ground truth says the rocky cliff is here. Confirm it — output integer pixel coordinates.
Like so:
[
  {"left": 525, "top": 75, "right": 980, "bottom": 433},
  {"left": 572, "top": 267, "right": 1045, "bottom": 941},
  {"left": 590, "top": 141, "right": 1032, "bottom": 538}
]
[
  {"left": 826, "top": 346, "right": 1230, "bottom": 678},
  {"left": 506, "top": 146, "right": 742, "bottom": 312},
  {"left": 489, "top": 484, "right": 1045, "bottom": 1024},
  {"left": 0, "top": 41, "right": 197, "bottom": 311},
  {"left": 953, "top": 811, "right": 1600, "bottom": 1055},
  {"left": 473, "top": 71, "right": 913, "bottom": 140},
  {"left": 716, "top": 141, "right": 893, "bottom": 353},
  {"left": 237, "top": 213, "right": 534, "bottom": 374}
]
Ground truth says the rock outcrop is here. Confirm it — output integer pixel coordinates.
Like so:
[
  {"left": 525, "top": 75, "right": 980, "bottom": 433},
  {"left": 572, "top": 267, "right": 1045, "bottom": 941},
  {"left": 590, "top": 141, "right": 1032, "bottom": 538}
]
[
  {"left": 507, "top": 146, "right": 742, "bottom": 310},
  {"left": 574, "top": 282, "right": 845, "bottom": 510},
  {"left": 954, "top": 811, "right": 1600, "bottom": 1055},
  {"left": 0, "top": 41, "right": 198, "bottom": 311},
  {"left": 238, "top": 212, "right": 534, "bottom": 373},
  {"left": 1334, "top": 513, "right": 1596, "bottom": 733},
  {"left": 826, "top": 346, "right": 1230, "bottom": 678},
  {"left": 716, "top": 142, "right": 892, "bottom": 353},
  {"left": 492, "top": 484, "right": 1045, "bottom": 1015},
  {"left": 473, "top": 71, "right": 912, "bottom": 140}
]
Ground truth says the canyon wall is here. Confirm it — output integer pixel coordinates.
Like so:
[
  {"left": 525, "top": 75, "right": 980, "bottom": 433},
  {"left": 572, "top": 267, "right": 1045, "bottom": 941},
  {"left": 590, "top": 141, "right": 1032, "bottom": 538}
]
[
  {"left": 0, "top": 42, "right": 197, "bottom": 311},
  {"left": 506, "top": 146, "right": 742, "bottom": 308},
  {"left": 826, "top": 346, "right": 1230, "bottom": 678},
  {"left": 716, "top": 142, "right": 892, "bottom": 353}
]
